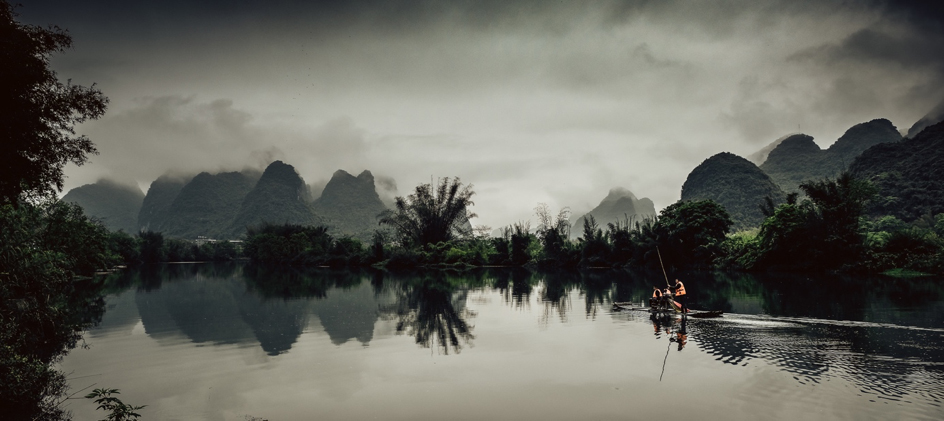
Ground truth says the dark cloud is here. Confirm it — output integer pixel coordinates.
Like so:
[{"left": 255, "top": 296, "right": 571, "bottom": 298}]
[
  {"left": 794, "top": 27, "right": 944, "bottom": 72},
  {"left": 28, "top": 0, "right": 944, "bottom": 227}
]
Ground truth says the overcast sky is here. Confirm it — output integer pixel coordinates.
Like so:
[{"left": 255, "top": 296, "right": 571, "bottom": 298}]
[{"left": 18, "top": 0, "right": 944, "bottom": 229}]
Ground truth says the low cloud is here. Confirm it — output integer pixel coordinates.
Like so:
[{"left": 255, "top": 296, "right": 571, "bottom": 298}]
[{"left": 43, "top": 0, "right": 944, "bottom": 227}]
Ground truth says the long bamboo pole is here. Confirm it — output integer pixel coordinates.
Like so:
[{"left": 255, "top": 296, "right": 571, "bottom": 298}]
[{"left": 656, "top": 246, "right": 670, "bottom": 287}]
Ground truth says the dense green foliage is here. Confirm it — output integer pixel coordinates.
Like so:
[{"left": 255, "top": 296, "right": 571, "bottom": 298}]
[
  {"left": 681, "top": 152, "right": 786, "bottom": 230},
  {"left": 715, "top": 172, "right": 940, "bottom": 273},
  {"left": 62, "top": 180, "right": 144, "bottom": 233},
  {"left": 654, "top": 200, "right": 734, "bottom": 268},
  {"left": 242, "top": 223, "right": 374, "bottom": 267},
  {"left": 760, "top": 119, "right": 900, "bottom": 194},
  {"left": 850, "top": 120, "right": 944, "bottom": 222},
  {"left": 0, "top": 1, "right": 108, "bottom": 203},
  {"left": 379, "top": 177, "right": 476, "bottom": 248},
  {"left": 1, "top": 201, "right": 109, "bottom": 420}
]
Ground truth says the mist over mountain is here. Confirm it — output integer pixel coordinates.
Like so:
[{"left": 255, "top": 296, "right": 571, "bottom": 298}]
[
  {"left": 570, "top": 187, "right": 655, "bottom": 239},
  {"left": 747, "top": 133, "right": 797, "bottom": 165},
  {"left": 312, "top": 170, "right": 388, "bottom": 240},
  {"left": 228, "top": 161, "right": 322, "bottom": 238},
  {"left": 682, "top": 152, "right": 786, "bottom": 231},
  {"left": 760, "top": 119, "right": 901, "bottom": 193},
  {"left": 851, "top": 120, "right": 944, "bottom": 222},
  {"left": 906, "top": 99, "right": 944, "bottom": 139},
  {"left": 138, "top": 174, "right": 192, "bottom": 233},
  {"left": 62, "top": 179, "right": 144, "bottom": 233}
]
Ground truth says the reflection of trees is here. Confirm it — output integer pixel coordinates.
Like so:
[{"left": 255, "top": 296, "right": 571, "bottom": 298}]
[
  {"left": 242, "top": 263, "right": 336, "bottom": 299},
  {"left": 493, "top": 268, "right": 535, "bottom": 311},
  {"left": 538, "top": 271, "right": 571, "bottom": 324},
  {"left": 577, "top": 270, "right": 616, "bottom": 320},
  {"left": 382, "top": 273, "right": 475, "bottom": 355}
]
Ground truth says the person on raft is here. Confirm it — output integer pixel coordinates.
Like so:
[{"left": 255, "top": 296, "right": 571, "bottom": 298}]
[
  {"left": 650, "top": 286, "right": 666, "bottom": 308},
  {"left": 668, "top": 279, "right": 688, "bottom": 313}
]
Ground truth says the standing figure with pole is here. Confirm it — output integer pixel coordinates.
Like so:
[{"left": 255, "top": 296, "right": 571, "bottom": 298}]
[{"left": 656, "top": 246, "right": 689, "bottom": 313}]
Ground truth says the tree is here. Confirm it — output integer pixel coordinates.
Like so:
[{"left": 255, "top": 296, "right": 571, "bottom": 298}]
[
  {"left": 379, "top": 177, "right": 476, "bottom": 247},
  {"left": 750, "top": 172, "right": 876, "bottom": 270},
  {"left": 655, "top": 199, "right": 733, "bottom": 268},
  {"left": 1, "top": 201, "right": 108, "bottom": 421},
  {"left": 534, "top": 203, "right": 574, "bottom": 265},
  {"left": 799, "top": 172, "right": 875, "bottom": 259},
  {"left": 0, "top": 1, "right": 108, "bottom": 203}
]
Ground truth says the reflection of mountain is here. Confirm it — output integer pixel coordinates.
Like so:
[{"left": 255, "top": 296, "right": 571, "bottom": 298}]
[
  {"left": 310, "top": 280, "right": 387, "bottom": 346},
  {"left": 243, "top": 265, "right": 389, "bottom": 346},
  {"left": 88, "top": 289, "right": 141, "bottom": 337},
  {"left": 135, "top": 275, "right": 257, "bottom": 344},
  {"left": 134, "top": 270, "right": 310, "bottom": 355}
]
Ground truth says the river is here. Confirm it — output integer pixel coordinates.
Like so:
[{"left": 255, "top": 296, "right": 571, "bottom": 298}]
[{"left": 59, "top": 263, "right": 944, "bottom": 420}]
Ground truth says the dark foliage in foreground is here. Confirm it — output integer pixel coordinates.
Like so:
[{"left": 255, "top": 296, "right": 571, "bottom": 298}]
[
  {"left": 1, "top": 202, "right": 108, "bottom": 420},
  {"left": 0, "top": 1, "right": 108, "bottom": 203}
]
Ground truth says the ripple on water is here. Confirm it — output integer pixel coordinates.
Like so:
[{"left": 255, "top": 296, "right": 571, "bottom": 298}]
[{"left": 683, "top": 315, "right": 944, "bottom": 418}]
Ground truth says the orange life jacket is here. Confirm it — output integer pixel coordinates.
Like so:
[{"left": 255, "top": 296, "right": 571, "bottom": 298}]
[
  {"left": 674, "top": 281, "right": 686, "bottom": 296},
  {"left": 653, "top": 289, "right": 663, "bottom": 298}
]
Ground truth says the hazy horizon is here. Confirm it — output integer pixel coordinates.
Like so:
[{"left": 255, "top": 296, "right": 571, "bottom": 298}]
[{"left": 19, "top": 0, "right": 944, "bottom": 229}]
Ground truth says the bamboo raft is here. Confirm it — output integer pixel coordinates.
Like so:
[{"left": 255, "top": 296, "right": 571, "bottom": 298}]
[{"left": 612, "top": 302, "right": 724, "bottom": 318}]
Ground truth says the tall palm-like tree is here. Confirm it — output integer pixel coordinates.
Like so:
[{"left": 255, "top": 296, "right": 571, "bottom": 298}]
[{"left": 379, "top": 177, "right": 476, "bottom": 247}]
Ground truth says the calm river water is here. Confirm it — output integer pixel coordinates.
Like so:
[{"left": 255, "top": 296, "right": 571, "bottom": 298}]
[{"left": 59, "top": 263, "right": 944, "bottom": 421}]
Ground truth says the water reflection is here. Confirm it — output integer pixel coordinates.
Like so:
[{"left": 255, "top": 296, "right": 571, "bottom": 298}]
[
  {"left": 134, "top": 266, "right": 311, "bottom": 355},
  {"left": 72, "top": 264, "right": 944, "bottom": 420},
  {"left": 380, "top": 271, "right": 476, "bottom": 355}
]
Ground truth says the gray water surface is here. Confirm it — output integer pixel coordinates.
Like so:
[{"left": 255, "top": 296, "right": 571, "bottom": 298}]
[{"left": 60, "top": 264, "right": 944, "bottom": 420}]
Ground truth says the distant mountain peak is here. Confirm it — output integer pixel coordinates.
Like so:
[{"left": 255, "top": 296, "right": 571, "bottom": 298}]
[
  {"left": 767, "top": 134, "right": 819, "bottom": 158},
  {"left": 602, "top": 187, "right": 638, "bottom": 203},
  {"left": 828, "top": 118, "right": 900, "bottom": 157},
  {"left": 63, "top": 179, "right": 145, "bottom": 233},
  {"left": 312, "top": 168, "right": 389, "bottom": 240},
  {"left": 228, "top": 161, "right": 320, "bottom": 237},
  {"left": 570, "top": 187, "right": 655, "bottom": 239},
  {"left": 907, "top": 98, "right": 944, "bottom": 139},
  {"left": 748, "top": 133, "right": 802, "bottom": 165},
  {"left": 682, "top": 152, "right": 785, "bottom": 230},
  {"left": 755, "top": 120, "right": 899, "bottom": 195}
]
